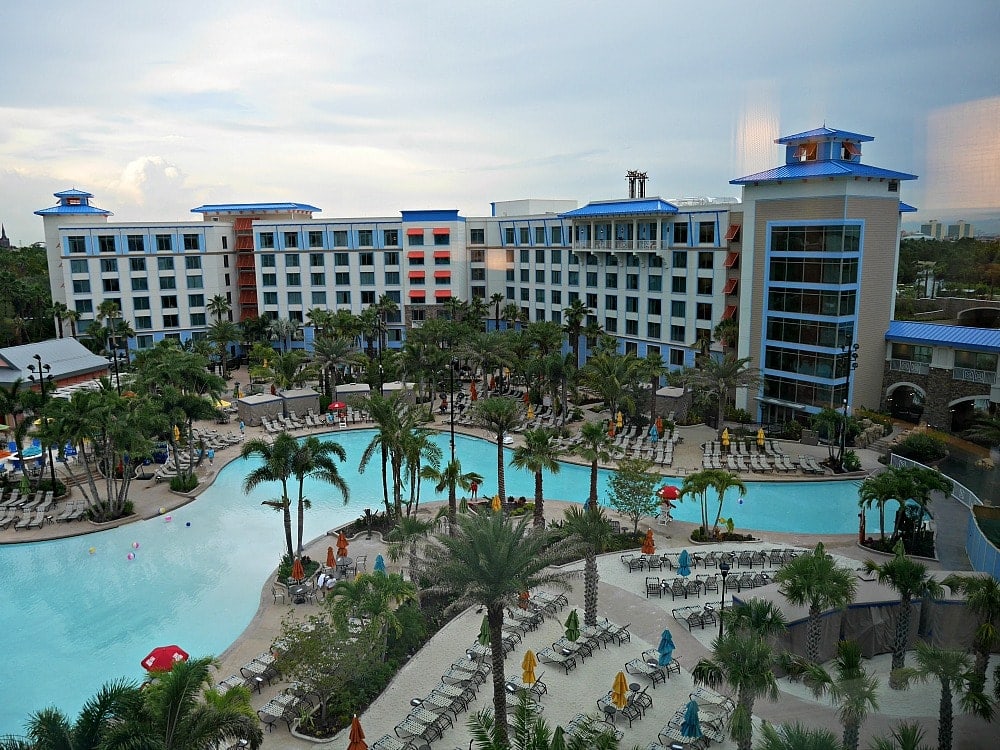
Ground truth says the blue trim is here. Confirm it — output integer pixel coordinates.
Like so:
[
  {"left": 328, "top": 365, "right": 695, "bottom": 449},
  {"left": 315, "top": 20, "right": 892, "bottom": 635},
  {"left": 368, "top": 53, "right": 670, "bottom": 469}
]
[
  {"left": 775, "top": 127, "right": 874, "bottom": 144},
  {"left": 191, "top": 202, "right": 320, "bottom": 213},
  {"left": 731, "top": 160, "right": 917, "bottom": 185},
  {"left": 886, "top": 321, "right": 1000, "bottom": 353},
  {"left": 400, "top": 209, "right": 464, "bottom": 222}
]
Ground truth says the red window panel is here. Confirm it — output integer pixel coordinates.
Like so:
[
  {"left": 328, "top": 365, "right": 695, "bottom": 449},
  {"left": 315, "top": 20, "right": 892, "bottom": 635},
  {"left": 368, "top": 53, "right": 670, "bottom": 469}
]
[
  {"left": 724, "top": 224, "right": 741, "bottom": 242},
  {"left": 407, "top": 251, "right": 425, "bottom": 259},
  {"left": 433, "top": 250, "right": 451, "bottom": 259},
  {"left": 721, "top": 305, "right": 737, "bottom": 320},
  {"left": 409, "top": 291, "right": 426, "bottom": 300},
  {"left": 434, "top": 289, "right": 452, "bottom": 298},
  {"left": 408, "top": 271, "right": 425, "bottom": 279},
  {"left": 239, "top": 290, "right": 257, "bottom": 304},
  {"left": 234, "top": 218, "right": 253, "bottom": 231},
  {"left": 723, "top": 278, "right": 738, "bottom": 295},
  {"left": 432, "top": 228, "right": 450, "bottom": 235},
  {"left": 724, "top": 252, "right": 739, "bottom": 268},
  {"left": 433, "top": 270, "right": 451, "bottom": 279},
  {"left": 236, "top": 235, "right": 254, "bottom": 250},
  {"left": 406, "top": 228, "right": 423, "bottom": 236}
]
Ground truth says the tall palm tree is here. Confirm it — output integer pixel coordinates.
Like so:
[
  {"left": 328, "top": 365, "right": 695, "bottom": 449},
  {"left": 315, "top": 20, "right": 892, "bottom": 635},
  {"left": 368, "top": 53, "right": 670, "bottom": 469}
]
[
  {"left": 490, "top": 292, "right": 504, "bottom": 332},
  {"left": 679, "top": 468, "right": 745, "bottom": 537},
  {"left": 63, "top": 308, "right": 81, "bottom": 339},
  {"left": 685, "top": 352, "right": 760, "bottom": 434},
  {"left": 467, "top": 296, "right": 489, "bottom": 331},
  {"left": 574, "top": 420, "right": 615, "bottom": 510},
  {"left": 420, "top": 458, "right": 482, "bottom": 535},
  {"left": 267, "top": 317, "right": 298, "bottom": 352},
  {"left": 102, "top": 657, "right": 262, "bottom": 750},
  {"left": 942, "top": 573, "right": 1000, "bottom": 694},
  {"left": 501, "top": 302, "right": 522, "bottom": 330},
  {"left": 784, "top": 640, "right": 879, "bottom": 750},
  {"left": 329, "top": 572, "right": 416, "bottom": 660},
  {"left": 561, "top": 505, "right": 614, "bottom": 626},
  {"left": 579, "top": 351, "right": 642, "bottom": 418},
  {"left": 859, "top": 469, "right": 906, "bottom": 541},
  {"left": 305, "top": 306, "right": 332, "bottom": 336},
  {"left": 49, "top": 300, "right": 70, "bottom": 338},
  {"left": 208, "top": 319, "right": 241, "bottom": 378},
  {"left": 692, "top": 600, "right": 788, "bottom": 750},
  {"left": 423, "top": 512, "right": 568, "bottom": 746},
  {"left": 472, "top": 396, "right": 521, "bottom": 503},
  {"left": 385, "top": 514, "right": 436, "bottom": 586},
  {"left": 401, "top": 425, "right": 442, "bottom": 515},
  {"left": 291, "top": 436, "right": 349, "bottom": 556},
  {"left": 255, "top": 350, "right": 316, "bottom": 390},
  {"left": 510, "top": 428, "right": 562, "bottom": 529},
  {"left": 355, "top": 392, "right": 403, "bottom": 517},
  {"left": 562, "top": 298, "right": 590, "bottom": 366},
  {"left": 241, "top": 432, "right": 298, "bottom": 560},
  {"left": 862, "top": 541, "right": 945, "bottom": 687},
  {"left": 774, "top": 541, "right": 858, "bottom": 663},
  {"left": 207, "top": 294, "right": 231, "bottom": 322},
  {"left": 312, "top": 335, "right": 356, "bottom": 399},
  {"left": 896, "top": 641, "right": 992, "bottom": 750},
  {"left": 641, "top": 350, "right": 667, "bottom": 421},
  {"left": 758, "top": 723, "right": 843, "bottom": 750}
]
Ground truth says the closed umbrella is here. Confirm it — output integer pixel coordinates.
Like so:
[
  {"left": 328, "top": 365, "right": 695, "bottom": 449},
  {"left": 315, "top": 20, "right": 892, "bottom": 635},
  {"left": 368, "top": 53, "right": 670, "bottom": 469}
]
[
  {"left": 521, "top": 650, "right": 538, "bottom": 685},
  {"left": 326, "top": 546, "right": 336, "bottom": 569},
  {"left": 656, "top": 416, "right": 663, "bottom": 434},
  {"left": 678, "top": 549, "right": 691, "bottom": 577},
  {"left": 608, "top": 420, "right": 615, "bottom": 437},
  {"left": 291, "top": 557, "right": 305, "bottom": 582},
  {"left": 478, "top": 615, "right": 491, "bottom": 646},
  {"left": 611, "top": 671, "right": 629, "bottom": 710},
  {"left": 172, "top": 425, "right": 180, "bottom": 442},
  {"left": 518, "top": 590, "right": 530, "bottom": 610},
  {"left": 681, "top": 699, "right": 702, "bottom": 739},
  {"left": 337, "top": 531, "right": 349, "bottom": 557},
  {"left": 470, "top": 382, "right": 478, "bottom": 401},
  {"left": 656, "top": 629, "right": 675, "bottom": 666},
  {"left": 757, "top": 427, "right": 766, "bottom": 448},
  {"left": 564, "top": 608, "right": 580, "bottom": 642},
  {"left": 649, "top": 424, "right": 659, "bottom": 443},
  {"left": 374, "top": 554, "right": 386, "bottom": 573},
  {"left": 526, "top": 404, "right": 535, "bottom": 419},
  {"left": 721, "top": 428, "right": 730, "bottom": 451},
  {"left": 491, "top": 494, "right": 502, "bottom": 512},
  {"left": 615, "top": 411, "right": 623, "bottom": 429},
  {"left": 642, "top": 529, "right": 655, "bottom": 555},
  {"left": 348, "top": 714, "right": 367, "bottom": 750},
  {"left": 522, "top": 391, "right": 529, "bottom": 404}
]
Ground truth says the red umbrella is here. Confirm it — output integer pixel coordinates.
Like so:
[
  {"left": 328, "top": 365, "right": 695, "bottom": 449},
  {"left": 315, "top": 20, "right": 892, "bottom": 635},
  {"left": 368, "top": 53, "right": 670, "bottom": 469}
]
[
  {"left": 470, "top": 382, "right": 478, "bottom": 401},
  {"left": 326, "top": 546, "right": 336, "bottom": 568},
  {"left": 608, "top": 421, "right": 615, "bottom": 437},
  {"left": 328, "top": 401, "right": 347, "bottom": 412},
  {"left": 658, "top": 485, "right": 679, "bottom": 501},
  {"left": 337, "top": 531, "right": 349, "bottom": 557},
  {"left": 292, "top": 557, "right": 305, "bottom": 581},
  {"left": 348, "top": 714, "right": 367, "bottom": 750},
  {"left": 522, "top": 391, "right": 530, "bottom": 404},
  {"left": 141, "top": 644, "right": 189, "bottom": 672}
]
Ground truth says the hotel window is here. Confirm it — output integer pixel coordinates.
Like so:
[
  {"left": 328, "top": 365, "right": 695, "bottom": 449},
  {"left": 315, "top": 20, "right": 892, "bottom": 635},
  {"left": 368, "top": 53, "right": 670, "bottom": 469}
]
[
  {"left": 568, "top": 271, "right": 579, "bottom": 286},
  {"left": 698, "top": 251, "right": 714, "bottom": 269},
  {"left": 289, "top": 311, "right": 303, "bottom": 323},
  {"left": 434, "top": 255, "right": 450, "bottom": 266},
  {"left": 586, "top": 294, "right": 598, "bottom": 308},
  {"left": 383, "top": 229, "right": 399, "bottom": 246},
  {"left": 97, "top": 236, "right": 116, "bottom": 253},
  {"left": 283, "top": 232, "right": 298, "bottom": 248},
  {"left": 188, "top": 294, "right": 204, "bottom": 307},
  {"left": 625, "top": 297, "right": 639, "bottom": 313},
  {"left": 551, "top": 290, "right": 561, "bottom": 304},
  {"left": 605, "top": 318, "right": 618, "bottom": 333},
  {"left": 384, "top": 251, "right": 399, "bottom": 265},
  {"left": 72, "top": 279, "right": 91, "bottom": 294},
  {"left": 308, "top": 231, "right": 324, "bottom": 248},
  {"left": 385, "top": 271, "right": 400, "bottom": 285},
  {"left": 696, "top": 303, "right": 712, "bottom": 320},
  {"left": 471, "top": 268, "right": 485, "bottom": 281},
  {"left": 184, "top": 234, "right": 200, "bottom": 251},
  {"left": 535, "top": 289, "right": 546, "bottom": 303},
  {"left": 606, "top": 273, "right": 618, "bottom": 287},
  {"left": 309, "top": 253, "right": 324, "bottom": 267},
  {"left": 519, "top": 227, "right": 530, "bottom": 245},
  {"left": 552, "top": 226, "right": 563, "bottom": 244},
  {"left": 157, "top": 257, "right": 174, "bottom": 271},
  {"left": 671, "top": 301, "right": 686, "bottom": 317},
  {"left": 161, "top": 295, "right": 178, "bottom": 308},
  {"left": 100, "top": 258, "right": 118, "bottom": 273},
  {"left": 358, "top": 230, "right": 373, "bottom": 247},
  {"left": 222, "top": 237, "right": 228, "bottom": 249},
  {"left": 262, "top": 292, "right": 278, "bottom": 305},
  {"left": 650, "top": 255, "right": 662, "bottom": 268},
  {"left": 286, "top": 273, "right": 301, "bottom": 286},
  {"left": 626, "top": 274, "right": 639, "bottom": 290},
  {"left": 586, "top": 272, "right": 598, "bottom": 287},
  {"left": 260, "top": 254, "right": 275, "bottom": 268},
  {"left": 672, "top": 223, "right": 688, "bottom": 244},
  {"left": 605, "top": 295, "right": 618, "bottom": 311},
  {"left": 311, "top": 272, "right": 325, "bottom": 285},
  {"left": 312, "top": 291, "right": 327, "bottom": 305},
  {"left": 433, "top": 231, "right": 450, "bottom": 246},
  {"left": 535, "top": 269, "right": 545, "bottom": 284},
  {"left": 135, "top": 316, "right": 152, "bottom": 330},
  {"left": 335, "top": 272, "right": 350, "bottom": 285},
  {"left": 470, "top": 248, "right": 485, "bottom": 263},
  {"left": 697, "top": 278, "right": 713, "bottom": 295},
  {"left": 360, "top": 272, "right": 375, "bottom": 285},
  {"left": 262, "top": 273, "right": 277, "bottom": 287},
  {"left": 361, "top": 291, "right": 376, "bottom": 305},
  {"left": 131, "top": 278, "right": 148, "bottom": 291},
  {"left": 670, "top": 349, "right": 685, "bottom": 366},
  {"left": 134, "top": 297, "right": 150, "bottom": 310},
  {"left": 671, "top": 276, "right": 686, "bottom": 294},
  {"left": 672, "top": 251, "right": 687, "bottom": 268},
  {"left": 190, "top": 312, "right": 207, "bottom": 326},
  {"left": 185, "top": 256, "right": 202, "bottom": 270},
  {"left": 519, "top": 249, "right": 529, "bottom": 264},
  {"left": 648, "top": 275, "right": 662, "bottom": 292},
  {"left": 505, "top": 249, "right": 515, "bottom": 263},
  {"left": 699, "top": 223, "right": 715, "bottom": 244},
  {"left": 67, "top": 236, "right": 86, "bottom": 254},
  {"left": 127, "top": 235, "right": 145, "bottom": 253},
  {"left": 552, "top": 270, "right": 562, "bottom": 284},
  {"left": 75, "top": 300, "right": 93, "bottom": 314},
  {"left": 470, "top": 228, "right": 485, "bottom": 244},
  {"left": 670, "top": 325, "right": 685, "bottom": 341},
  {"left": 70, "top": 259, "right": 89, "bottom": 273},
  {"left": 333, "top": 230, "right": 349, "bottom": 247},
  {"left": 160, "top": 276, "right": 176, "bottom": 290},
  {"left": 535, "top": 248, "right": 546, "bottom": 263},
  {"left": 259, "top": 232, "right": 275, "bottom": 249},
  {"left": 285, "top": 254, "right": 300, "bottom": 267},
  {"left": 648, "top": 299, "right": 661, "bottom": 315},
  {"left": 287, "top": 292, "right": 302, "bottom": 305},
  {"left": 334, "top": 252, "right": 349, "bottom": 266},
  {"left": 955, "top": 350, "right": 999, "bottom": 372},
  {"left": 535, "top": 227, "right": 546, "bottom": 245},
  {"left": 626, "top": 320, "right": 638, "bottom": 335},
  {"left": 472, "top": 286, "right": 486, "bottom": 299},
  {"left": 336, "top": 291, "right": 351, "bottom": 304},
  {"left": 506, "top": 269, "right": 515, "bottom": 282},
  {"left": 408, "top": 233, "right": 424, "bottom": 246},
  {"left": 647, "top": 321, "right": 661, "bottom": 338},
  {"left": 504, "top": 228, "right": 515, "bottom": 245},
  {"left": 520, "top": 288, "right": 529, "bottom": 302}
]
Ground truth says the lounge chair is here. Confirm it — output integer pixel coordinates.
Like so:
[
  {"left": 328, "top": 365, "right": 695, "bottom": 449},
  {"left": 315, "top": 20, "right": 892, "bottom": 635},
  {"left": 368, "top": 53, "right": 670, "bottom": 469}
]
[
  {"left": 553, "top": 636, "right": 593, "bottom": 661},
  {"left": 624, "top": 657, "right": 666, "bottom": 687},
  {"left": 536, "top": 646, "right": 577, "bottom": 674}
]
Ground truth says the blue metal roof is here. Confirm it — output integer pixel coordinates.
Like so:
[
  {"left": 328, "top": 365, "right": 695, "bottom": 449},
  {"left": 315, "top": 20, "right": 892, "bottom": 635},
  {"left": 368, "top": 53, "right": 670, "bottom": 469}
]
[
  {"left": 899, "top": 202, "right": 918, "bottom": 213},
  {"left": 731, "top": 160, "right": 917, "bottom": 185},
  {"left": 53, "top": 188, "right": 95, "bottom": 198},
  {"left": 34, "top": 204, "right": 112, "bottom": 216},
  {"left": 560, "top": 198, "right": 679, "bottom": 218},
  {"left": 886, "top": 321, "right": 1000, "bottom": 352},
  {"left": 776, "top": 127, "right": 874, "bottom": 144},
  {"left": 400, "top": 209, "right": 464, "bottom": 222},
  {"left": 190, "top": 202, "right": 320, "bottom": 213}
]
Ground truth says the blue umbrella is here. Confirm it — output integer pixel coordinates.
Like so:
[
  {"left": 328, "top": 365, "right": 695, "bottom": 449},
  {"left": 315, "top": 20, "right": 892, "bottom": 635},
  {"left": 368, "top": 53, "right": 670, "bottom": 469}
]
[
  {"left": 649, "top": 424, "right": 659, "bottom": 443},
  {"left": 678, "top": 549, "right": 691, "bottom": 577},
  {"left": 681, "top": 699, "right": 702, "bottom": 739},
  {"left": 374, "top": 554, "right": 386, "bottom": 573},
  {"left": 656, "top": 628, "right": 675, "bottom": 666}
]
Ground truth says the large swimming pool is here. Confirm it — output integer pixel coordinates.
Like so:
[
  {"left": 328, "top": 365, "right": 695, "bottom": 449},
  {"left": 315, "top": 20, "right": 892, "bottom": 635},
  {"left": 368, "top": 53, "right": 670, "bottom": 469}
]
[{"left": 0, "top": 429, "right": 871, "bottom": 734}]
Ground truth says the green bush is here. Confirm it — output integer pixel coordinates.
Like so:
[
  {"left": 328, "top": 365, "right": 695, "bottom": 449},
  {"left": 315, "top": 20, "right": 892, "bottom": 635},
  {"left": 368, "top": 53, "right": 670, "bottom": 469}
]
[
  {"left": 726, "top": 407, "right": 753, "bottom": 424},
  {"left": 842, "top": 450, "right": 862, "bottom": 472},
  {"left": 386, "top": 603, "right": 428, "bottom": 659},
  {"left": 169, "top": 474, "right": 199, "bottom": 492},
  {"left": 781, "top": 420, "right": 803, "bottom": 440},
  {"left": 893, "top": 431, "right": 948, "bottom": 463}
]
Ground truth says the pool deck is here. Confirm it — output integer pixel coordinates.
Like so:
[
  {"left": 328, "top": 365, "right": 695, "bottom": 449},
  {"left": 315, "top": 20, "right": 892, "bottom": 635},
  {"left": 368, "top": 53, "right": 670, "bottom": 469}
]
[{"left": 1, "top": 375, "right": 986, "bottom": 747}]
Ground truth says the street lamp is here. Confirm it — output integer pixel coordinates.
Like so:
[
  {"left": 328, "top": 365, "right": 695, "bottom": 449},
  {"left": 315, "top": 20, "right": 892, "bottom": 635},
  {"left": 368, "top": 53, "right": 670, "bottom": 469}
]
[
  {"left": 838, "top": 342, "right": 860, "bottom": 468},
  {"left": 718, "top": 561, "right": 731, "bottom": 637},
  {"left": 449, "top": 358, "right": 458, "bottom": 465},
  {"left": 27, "top": 354, "right": 58, "bottom": 493}
]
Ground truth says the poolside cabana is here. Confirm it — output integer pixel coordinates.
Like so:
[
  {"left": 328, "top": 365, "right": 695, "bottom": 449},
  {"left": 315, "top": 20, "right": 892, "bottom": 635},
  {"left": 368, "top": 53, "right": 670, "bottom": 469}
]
[
  {"left": 237, "top": 393, "right": 283, "bottom": 427},
  {"left": 281, "top": 387, "right": 320, "bottom": 417},
  {"left": 335, "top": 383, "right": 371, "bottom": 401}
]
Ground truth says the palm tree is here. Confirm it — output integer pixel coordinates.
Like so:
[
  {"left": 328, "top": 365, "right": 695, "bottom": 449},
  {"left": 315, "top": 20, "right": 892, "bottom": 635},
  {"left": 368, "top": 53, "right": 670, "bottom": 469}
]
[
  {"left": 858, "top": 469, "right": 906, "bottom": 542},
  {"left": 579, "top": 351, "right": 642, "bottom": 418},
  {"left": 312, "top": 335, "right": 356, "bottom": 398},
  {"left": 208, "top": 319, "right": 241, "bottom": 377},
  {"left": 355, "top": 392, "right": 403, "bottom": 517},
  {"left": 490, "top": 292, "right": 504, "bottom": 332},
  {"left": 207, "top": 294, "right": 231, "bottom": 322},
  {"left": 467, "top": 296, "right": 489, "bottom": 331},
  {"left": 962, "top": 411, "right": 1000, "bottom": 450},
  {"left": 306, "top": 306, "right": 332, "bottom": 336},
  {"left": 561, "top": 505, "right": 614, "bottom": 626},
  {"left": 862, "top": 541, "right": 945, "bottom": 687},
  {"left": 420, "top": 458, "right": 482, "bottom": 535},
  {"left": 255, "top": 350, "right": 316, "bottom": 390},
  {"left": 759, "top": 723, "right": 843, "bottom": 750},
  {"left": 895, "top": 641, "right": 992, "bottom": 750},
  {"left": 679, "top": 468, "right": 745, "bottom": 537},
  {"left": 685, "top": 352, "right": 760, "bottom": 434},
  {"left": 868, "top": 722, "right": 933, "bottom": 750},
  {"left": 562, "top": 298, "right": 590, "bottom": 366},
  {"left": 942, "top": 573, "right": 1000, "bottom": 694},
  {"left": 241, "top": 432, "right": 298, "bottom": 560},
  {"left": 386, "top": 514, "right": 436, "bottom": 586},
  {"left": 401, "top": 424, "right": 442, "bottom": 514},
  {"left": 774, "top": 542, "right": 858, "bottom": 663},
  {"left": 713, "top": 318, "right": 740, "bottom": 351},
  {"left": 641, "top": 350, "right": 667, "bottom": 421},
  {"left": 510, "top": 428, "right": 562, "bottom": 529},
  {"left": 49, "top": 300, "right": 70, "bottom": 339},
  {"left": 329, "top": 572, "right": 416, "bottom": 660},
  {"left": 291, "top": 436, "right": 349, "bottom": 556},
  {"left": 502, "top": 302, "right": 522, "bottom": 330},
  {"left": 63, "top": 308, "right": 81, "bottom": 339},
  {"left": 423, "top": 512, "right": 568, "bottom": 746},
  {"left": 268, "top": 317, "right": 298, "bottom": 352},
  {"left": 101, "top": 657, "right": 262, "bottom": 750},
  {"left": 692, "top": 600, "right": 788, "bottom": 750},
  {"left": 472, "top": 396, "right": 521, "bottom": 504},
  {"left": 574, "top": 420, "right": 615, "bottom": 510},
  {"left": 784, "top": 640, "right": 879, "bottom": 750}
]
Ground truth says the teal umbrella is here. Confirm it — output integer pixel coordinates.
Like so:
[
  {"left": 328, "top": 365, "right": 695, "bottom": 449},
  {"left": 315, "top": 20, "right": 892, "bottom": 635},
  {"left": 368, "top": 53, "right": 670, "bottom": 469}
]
[
  {"left": 374, "top": 554, "right": 386, "bottom": 573},
  {"left": 564, "top": 608, "right": 581, "bottom": 642},
  {"left": 478, "top": 615, "right": 491, "bottom": 646},
  {"left": 657, "top": 628, "right": 675, "bottom": 666},
  {"left": 678, "top": 549, "right": 692, "bottom": 577},
  {"left": 681, "top": 699, "right": 702, "bottom": 738}
]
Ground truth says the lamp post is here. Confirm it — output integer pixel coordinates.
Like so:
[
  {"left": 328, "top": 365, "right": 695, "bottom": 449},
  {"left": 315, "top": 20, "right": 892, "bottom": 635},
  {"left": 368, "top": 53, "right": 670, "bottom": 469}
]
[
  {"left": 838, "top": 342, "right": 859, "bottom": 469},
  {"left": 718, "top": 561, "right": 731, "bottom": 637},
  {"left": 27, "top": 354, "right": 58, "bottom": 493},
  {"left": 449, "top": 358, "right": 458, "bottom": 465},
  {"left": 364, "top": 507, "right": 374, "bottom": 540}
]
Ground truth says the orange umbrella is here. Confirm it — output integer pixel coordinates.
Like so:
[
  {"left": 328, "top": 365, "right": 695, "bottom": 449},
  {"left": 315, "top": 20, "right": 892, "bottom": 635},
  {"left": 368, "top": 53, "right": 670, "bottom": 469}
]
[
  {"left": 326, "top": 546, "right": 336, "bottom": 568},
  {"left": 608, "top": 421, "right": 615, "bottom": 437},
  {"left": 611, "top": 671, "right": 630, "bottom": 709},
  {"left": 518, "top": 590, "right": 530, "bottom": 610},
  {"left": 642, "top": 529, "right": 655, "bottom": 555},
  {"left": 291, "top": 557, "right": 305, "bottom": 582},
  {"left": 656, "top": 416, "right": 663, "bottom": 434},
  {"left": 470, "top": 382, "right": 478, "bottom": 401},
  {"left": 347, "top": 714, "right": 367, "bottom": 750},
  {"left": 522, "top": 650, "right": 538, "bottom": 685},
  {"left": 523, "top": 391, "right": 530, "bottom": 404},
  {"left": 337, "top": 531, "right": 349, "bottom": 558}
]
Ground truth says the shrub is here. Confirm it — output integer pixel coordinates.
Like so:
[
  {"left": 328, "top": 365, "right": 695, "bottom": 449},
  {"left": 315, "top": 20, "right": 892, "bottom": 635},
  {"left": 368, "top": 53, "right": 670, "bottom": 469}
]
[
  {"left": 169, "top": 474, "right": 199, "bottom": 492},
  {"left": 842, "top": 450, "right": 862, "bottom": 472},
  {"left": 893, "top": 431, "right": 948, "bottom": 463},
  {"left": 726, "top": 407, "right": 753, "bottom": 424},
  {"left": 781, "top": 420, "right": 803, "bottom": 441}
]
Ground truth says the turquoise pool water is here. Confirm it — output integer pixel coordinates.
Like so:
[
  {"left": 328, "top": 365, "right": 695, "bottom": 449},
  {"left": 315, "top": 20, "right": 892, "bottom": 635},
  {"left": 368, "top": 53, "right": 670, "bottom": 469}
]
[{"left": 0, "top": 430, "right": 871, "bottom": 734}]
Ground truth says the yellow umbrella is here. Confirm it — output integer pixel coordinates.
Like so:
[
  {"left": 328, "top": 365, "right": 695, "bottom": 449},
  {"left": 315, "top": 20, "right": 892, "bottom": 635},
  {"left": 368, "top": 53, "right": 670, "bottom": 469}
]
[
  {"left": 757, "top": 427, "right": 765, "bottom": 447},
  {"left": 615, "top": 411, "right": 623, "bottom": 428},
  {"left": 521, "top": 650, "right": 537, "bottom": 685},
  {"left": 491, "top": 494, "right": 502, "bottom": 512},
  {"left": 213, "top": 399, "right": 231, "bottom": 409},
  {"left": 172, "top": 425, "right": 180, "bottom": 442},
  {"left": 721, "top": 428, "right": 730, "bottom": 447},
  {"left": 611, "top": 671, "right": 629, "bottom": 709},
  {"left": 527, "top": 404, "right": 535, "bottom": 419}
]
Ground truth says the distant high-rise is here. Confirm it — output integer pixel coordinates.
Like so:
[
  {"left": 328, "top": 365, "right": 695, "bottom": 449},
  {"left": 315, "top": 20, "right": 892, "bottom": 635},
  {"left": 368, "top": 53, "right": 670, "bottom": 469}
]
[{"left": 0, "top": 224, "right": 10, "bottom": 250}]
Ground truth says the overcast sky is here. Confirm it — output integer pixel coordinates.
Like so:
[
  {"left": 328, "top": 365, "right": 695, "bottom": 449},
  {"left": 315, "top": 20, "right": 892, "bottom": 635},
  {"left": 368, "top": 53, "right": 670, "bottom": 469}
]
[{"left": 2, "top": 0, "right": 998, "bottom": 244}]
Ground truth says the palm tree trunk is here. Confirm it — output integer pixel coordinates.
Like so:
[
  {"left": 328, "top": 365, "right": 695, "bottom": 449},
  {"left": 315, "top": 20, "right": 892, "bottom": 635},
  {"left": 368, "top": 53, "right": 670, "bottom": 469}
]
[
  {"left": 807, "top": 605, "right": 822, "bottom": 663},
  {"left": 380, "top": 445, "right": 391, "bottom": 517},
  {"left": 496, "top": 435, "right": 506, "bottom": 503},
  {"left": 588, "top": 460, "right": 598, "bottom": 509},
  {"left": 487, "top": 602, "right": 510, "bottom": 745},
  {"left": 584, "top": 552, "right": 598, "bottom": 626},
  {"left": 736, "top": 695, "right": 754, "bottom": 750},
  {"left": 280, "top": 480, "right": 294, "bottom": 560},
  {"left": 889, "top": 595, "right": 911, "bottom": 688},
  {"left": 972, "top": 646, "right": 989, "bottom": 694},
  {"left": 939, "top": 681, "right": 953, "bottom": 750},
  {"left": 296, "top": 477, "right": 306, "bottom": 556},
  {"left": 843, "top": 719, "right": 860, "bottom": 750},
  {"left": 448, "top": 481, "right": 457, "bottom": 537},
  {"left": 532, "top": 470, "right": 544, "bottom": 529}
]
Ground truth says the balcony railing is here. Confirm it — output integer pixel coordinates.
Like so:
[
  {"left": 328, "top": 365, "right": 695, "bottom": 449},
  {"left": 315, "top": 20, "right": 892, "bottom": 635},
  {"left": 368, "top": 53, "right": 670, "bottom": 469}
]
[
  {"left": 574, "top": 240, "right": 664, "bottom": 251},
  {"left": 953, "top": 367, "right": 997, "bottom": 384},
  {"left": 889, "top": 359, "right": 930, "bottom": 375}
]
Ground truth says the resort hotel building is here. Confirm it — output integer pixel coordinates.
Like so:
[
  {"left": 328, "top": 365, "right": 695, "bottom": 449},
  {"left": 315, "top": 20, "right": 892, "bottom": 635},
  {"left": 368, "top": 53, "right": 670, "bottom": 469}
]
[{"left": 36, "top": 127, "right": 926, "bottom": 426}]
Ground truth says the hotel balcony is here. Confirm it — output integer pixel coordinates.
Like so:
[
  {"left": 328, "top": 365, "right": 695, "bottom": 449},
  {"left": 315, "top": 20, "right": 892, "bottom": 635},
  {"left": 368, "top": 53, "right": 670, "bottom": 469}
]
[
  {"left": 953, "top": 367, "right": 997, "bottom": 385},
  {"left": 889, "top": 359, "right": 930, "bottom": 375}
]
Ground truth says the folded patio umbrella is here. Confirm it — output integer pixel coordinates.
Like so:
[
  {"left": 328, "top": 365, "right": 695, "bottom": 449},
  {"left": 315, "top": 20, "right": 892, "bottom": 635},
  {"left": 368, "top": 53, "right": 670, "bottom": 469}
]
[
  {"left": 611, "top": 671, "right": 629, "bottom": 709},
  {"left": 348, "top": 714, "right": 367, "bottom": 750},
  {"left": 681, "top": 699, "right": 702, "bottom": 739},
  {"left": 374, "top": 554, "right": 386, "bottom": 573},
  {"left": 642, "top": 529, "right": 655, "bottom": 555},
  {"left": 678, "top": 549, "right": 691, "bottom": 577},
  {"left": 326, "top": 546, "right": 336, "bottom": 568},
  {"left": 657, "top": 628, "right": 675, "bottom": 666},
  {"left": 478, "top": 615, "right": 491, "bottom": 646},
  {"left": 521, "top": 649, "right": 537, "bottom": 685},
  {"left": 564, "top": 608, "right": 580, "bottom": 642}
]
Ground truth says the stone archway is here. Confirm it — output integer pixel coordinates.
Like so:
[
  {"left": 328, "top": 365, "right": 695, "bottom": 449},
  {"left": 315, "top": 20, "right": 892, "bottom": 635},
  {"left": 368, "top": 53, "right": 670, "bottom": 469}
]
[
  {"left": 886, "top": 382, "right": 926, "bottom": 424},
  {"left": 947, "top": 395, "right": 993, "bottom": 433}
]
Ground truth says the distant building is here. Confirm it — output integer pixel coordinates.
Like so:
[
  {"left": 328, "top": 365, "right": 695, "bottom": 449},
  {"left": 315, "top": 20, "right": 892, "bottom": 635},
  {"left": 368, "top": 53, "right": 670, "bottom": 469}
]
[
  {"left": 919, "top": 218, "right": 975, "bottom": 240},
  {"left": 0, "top": 224, "right": 11, "bottom": 250}
]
